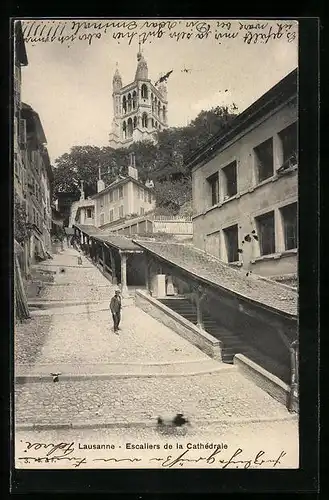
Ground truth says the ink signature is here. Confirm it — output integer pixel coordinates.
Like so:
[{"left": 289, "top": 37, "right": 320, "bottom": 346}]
[
  {"left": 17, "top": 442, "right": 287, "bottom": 469},
  {"left": 149, "top": 448, "right": 287, "bottom": 468}
]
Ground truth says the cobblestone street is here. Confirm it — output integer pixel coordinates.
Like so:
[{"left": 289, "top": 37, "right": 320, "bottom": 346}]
[{"left": 15, "top": 248, "right": 298, "bottom": 468}]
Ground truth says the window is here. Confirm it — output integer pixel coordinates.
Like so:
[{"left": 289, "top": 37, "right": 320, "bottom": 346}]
[
  {"left": 142, "top": 113, "right": 148, "bottom": 128},
  {"left": 122, "top": 96, "right": 127, "bottom": 113},
  {"left": 223, "top": 224, "right": 239, "bottom": 263},
  {"left": 109, "top": 209, "right": 114, "bottom": 222},
  {"left": 206, "top": 172, "right": 219, "bottom": 206},
  {"left": 86, "top": 208, "right": 92, "bottom": 219},
  {"left": 109, "top": 190, "right": 113, "bottom": 202},
  {"left": 100, "top": 213, "right": 105, "bottom": 225},
  {"left": 141, "top": 84, "right": 148, "bottom": 99},
  {"left": 256, "top": 211, "right": 275, "bottom": 256},
  {"left": 119, "top": 206, "right": 124, "bottom": 218},
  {"left": 140, "top": 207, "right": 145, "bottom": 215},
  {"left": 254, "top": 138, "right": 274, "bottom": 182},
  {"left": 148, "top": 192, "right": 152, "bottom": 203},
  {"left": 127, "top": 118, "right": 133, "bottom": 137},
  {"left": 280, "top": 203, "right": 297, "bottom": 250},
  {"left": 222, "top": 161, "right": 237, "bottom": 198},
  {"left": 113, "top": 189, "right": 118, "bottom": 201},
  {"left": 119, "top": 186, "right": 123, "bottom": 199},
  {"left": 278, "top": 122, "right": 297, "bottom": 166}
]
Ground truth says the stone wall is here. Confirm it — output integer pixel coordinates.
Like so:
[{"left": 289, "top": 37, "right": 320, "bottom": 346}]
[{"left": 135, "top": 290, "right": 222, "bottom": 361}]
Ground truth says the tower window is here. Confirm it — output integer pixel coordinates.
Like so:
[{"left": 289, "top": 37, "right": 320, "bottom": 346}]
[
  {"left": 132, "top": 91, "right": 137, "bottom": 110},
  {"left": 142, "top": 113, "right": 148, "bottom": 128},
  {"left": 133, "top": 116, "right": 137, "bottom": 129},
  {"left": 141, "top": 84, "right": 148, "bottom": 99},
  {"left": 127, "top": 118, "right": 133, "bottom": 137},
  {"left": 127, "top": 93, "right": 132, "bottom": 112},
  {"left": 122, "top": 121, "right": 127, "bottom": 140},
  {"left": 163, "top": 105, "right": 166, "bottom": 122},
  {"left": 122, "top": 96, "right": 127, "bottom": 114}
]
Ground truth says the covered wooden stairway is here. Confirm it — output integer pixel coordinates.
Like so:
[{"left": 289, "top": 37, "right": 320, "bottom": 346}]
[{"left": 159, "top": 297, "right": 290, "bottom": 384}]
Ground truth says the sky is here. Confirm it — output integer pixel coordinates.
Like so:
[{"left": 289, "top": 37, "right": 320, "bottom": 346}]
[{"left": 20, "top": 19, "right": 298, "bottom": 164}]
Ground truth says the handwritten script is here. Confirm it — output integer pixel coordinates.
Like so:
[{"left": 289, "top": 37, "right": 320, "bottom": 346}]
[
  {"left": 22, "top": 20, "right": 298, "bottom": 47},
  {"left": 17, "top": 440, "right": 288, "bottom": 469}
]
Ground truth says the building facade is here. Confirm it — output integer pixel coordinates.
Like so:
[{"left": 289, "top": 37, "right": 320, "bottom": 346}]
[
  {"left": 187, "top": 69, "right": 298, "bottom": 278},
  {"left": 14, "top": 22, "right": 53, "bottom": 271},
  {"left": 20, "top": 103, "right": 53, "bottom": 263},
  {"left": 109, "top": 46, "right": 168, "bottom": 149},
  {"left": 92, "top": 158, "right": 156, "bottom": 228},
  {"left": 14, "top": 21, "right": 28, "bottom": 206}
]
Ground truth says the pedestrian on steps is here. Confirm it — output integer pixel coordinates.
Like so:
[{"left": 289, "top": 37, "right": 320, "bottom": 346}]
[{"left": 110, "top": 289, "right": 122, "bottom": 334}]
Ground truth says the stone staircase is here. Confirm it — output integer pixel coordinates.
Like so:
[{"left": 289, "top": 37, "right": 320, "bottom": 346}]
[{"left": 159, "top": 297, "right": 290, "bottom": 383}]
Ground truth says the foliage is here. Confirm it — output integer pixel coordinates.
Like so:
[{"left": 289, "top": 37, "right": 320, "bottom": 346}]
[
  {"left": 14, "top": 195, "right": 29, "bottom": 243},
  {"left": 53, "top": 105, "right": 238, "bottom": 212}
]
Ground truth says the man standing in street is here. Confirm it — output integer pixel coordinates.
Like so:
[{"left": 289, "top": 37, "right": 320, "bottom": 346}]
[{"left": 110, "top": 289, "right": 122, "bottom": 334}]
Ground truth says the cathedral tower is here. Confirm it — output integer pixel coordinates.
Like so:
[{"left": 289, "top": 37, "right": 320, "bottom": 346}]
[{"left": 109, "top": 45, "right": 169, "bottom": 149}]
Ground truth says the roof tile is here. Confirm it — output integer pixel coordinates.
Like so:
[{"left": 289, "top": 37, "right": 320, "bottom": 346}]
[{"left": 133, "top": 240, "right": 298, "bottom": 318}]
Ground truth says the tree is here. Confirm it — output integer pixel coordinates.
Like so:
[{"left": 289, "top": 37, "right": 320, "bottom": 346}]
[{"left": 53, "top": 105, "right": 238, "bottom": 212}]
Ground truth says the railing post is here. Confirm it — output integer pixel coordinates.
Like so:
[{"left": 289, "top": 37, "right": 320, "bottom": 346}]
[
  {"left": 288, "top": 339, "right": 299, "bottom": 412},
  {"left": 120, "top": 252, "right": 128, "bottom": 296}
]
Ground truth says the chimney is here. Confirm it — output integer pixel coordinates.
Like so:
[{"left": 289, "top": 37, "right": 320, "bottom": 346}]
[
  {"left": 128, "top": 152, "right": 138, "bottom": 180},
  {"left": 97, "top": 165, "right": 105, "bottom": 193}
]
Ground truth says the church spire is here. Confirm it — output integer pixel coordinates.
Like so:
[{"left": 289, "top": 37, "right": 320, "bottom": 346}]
[
  {"left": 113, "top": 62, "right": 122, "bottom": 92},
  {"left": 135, "top": 42, "right": 148, "bottom": 80}
]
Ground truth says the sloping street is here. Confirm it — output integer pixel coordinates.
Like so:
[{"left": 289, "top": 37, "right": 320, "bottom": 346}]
[{"left": 14, "top": 247, "right": 298, "bottom": 468}]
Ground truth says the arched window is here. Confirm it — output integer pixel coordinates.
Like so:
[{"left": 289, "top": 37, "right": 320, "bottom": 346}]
[
  {"left": 132, "top": 91, "right": 137, "bottom": 110},
  {"left": 122, "top": 96, "right": 127, "bottom": 114},
  {"left": 154, "top": 97, "right": 157, "bottom": 113},
  {"left": 155, "top": 121, "right": 158, "bottom": 128},
  {"left": 159, "top": 125, "right": 161, "bottom": 130},
  {"left": 133, "top": 116, "right": 137, "bottom": 129},
  {"left": 157, "top": 101, "right": 161, "bottom": 117},
  {"left": 152, "top": 118, "right": 154, "bottom": 128},
  {"left": 127, "top": 118, "right": 133, "bottom": 137},
  {"left": 122, "top": 121, "right": 127, "bottom": 139},
  {"left": 141, "top": 84, "right": 148, "bottom": 99},
  {"left": 142, "top": 113, "right": 148, "bottom": 128},
  {"left": 127, "top": 93, "right": 132, "bottom": 112},
  {"left": 163, "top": 105, "right": 166, "bottom": 122}
]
